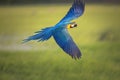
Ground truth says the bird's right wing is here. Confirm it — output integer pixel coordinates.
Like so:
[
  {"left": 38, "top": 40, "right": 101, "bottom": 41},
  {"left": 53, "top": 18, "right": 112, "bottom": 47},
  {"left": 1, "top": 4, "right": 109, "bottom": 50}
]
[
  {"left": 58, "top": 0, "right": 85, "bottom": 24},
  {"left": 53, "top": 28, "right": 81, "bottom": 59}
]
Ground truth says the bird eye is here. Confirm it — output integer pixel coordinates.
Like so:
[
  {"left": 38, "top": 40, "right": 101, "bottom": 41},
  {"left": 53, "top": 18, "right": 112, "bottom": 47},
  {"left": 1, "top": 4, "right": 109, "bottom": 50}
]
[
  {"left": 68, "top": 22, "right": 78, "bottom": 28},
  {"left": 70, "top": 23, "right": 77, "bottom": 28},
  {"left": 71, "top": 24, "right": 74, "bottom": 27}
]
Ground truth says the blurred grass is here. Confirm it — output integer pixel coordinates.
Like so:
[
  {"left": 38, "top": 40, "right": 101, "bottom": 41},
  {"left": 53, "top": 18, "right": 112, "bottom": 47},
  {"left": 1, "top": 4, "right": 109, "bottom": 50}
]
[
  {"left": 0, "top": 4, "right": 120, "bottom": 80},
  {"left": 0, "top": 43, "right": 120, "bottom": 80}
]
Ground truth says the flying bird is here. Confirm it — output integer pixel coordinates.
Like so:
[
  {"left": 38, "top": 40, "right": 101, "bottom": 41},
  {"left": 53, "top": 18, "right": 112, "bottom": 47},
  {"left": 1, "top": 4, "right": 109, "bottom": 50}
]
[{"left": 24, "top": 0, "right": 85, "bottom": 59}]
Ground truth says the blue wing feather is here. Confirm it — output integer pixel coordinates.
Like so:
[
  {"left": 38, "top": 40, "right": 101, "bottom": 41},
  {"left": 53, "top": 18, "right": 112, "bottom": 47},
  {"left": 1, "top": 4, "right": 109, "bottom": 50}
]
[
  {"left": 58, "top": 0, "right": 85, "bottom": 23},
  {"left": 53, "top": 28, "right": 81, "bottom": 59},
  {"left": 23, "top": 27, "right": 53, "bottom": 43}
]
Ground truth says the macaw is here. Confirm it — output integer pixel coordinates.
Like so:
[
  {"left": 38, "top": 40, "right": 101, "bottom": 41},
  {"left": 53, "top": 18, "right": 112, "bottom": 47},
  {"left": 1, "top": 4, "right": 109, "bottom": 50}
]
[{"left": 24, "top": 0, "right": 85, "bottom": 59}]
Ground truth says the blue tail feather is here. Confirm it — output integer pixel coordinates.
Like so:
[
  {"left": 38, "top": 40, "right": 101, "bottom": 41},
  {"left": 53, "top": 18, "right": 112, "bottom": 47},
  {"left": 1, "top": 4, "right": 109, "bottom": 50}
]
[{"left": 23, "top": 27, "right": 53, "bottom": 43}]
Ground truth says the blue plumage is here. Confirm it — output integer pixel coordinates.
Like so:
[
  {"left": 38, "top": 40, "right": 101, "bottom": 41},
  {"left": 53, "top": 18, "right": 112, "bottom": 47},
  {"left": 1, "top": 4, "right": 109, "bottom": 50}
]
[
  {"left": 23, "top": 27, "right": 53, "bottom": 42},
  {"left": 58, "top": 0, "right": 85, "bottom": 24},
  {"left": 24, "top": 0, "right": 85, "bottom": 59},
  {"left": 53, "top": 28, "right": 81, "bottom": 59}
]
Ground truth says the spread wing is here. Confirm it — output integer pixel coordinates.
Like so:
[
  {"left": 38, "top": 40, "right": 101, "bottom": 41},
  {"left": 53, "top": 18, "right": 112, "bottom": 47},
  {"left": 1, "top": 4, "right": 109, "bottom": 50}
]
[
  {"left": 58, "top": 0, "right": 85, "bottom": 23},
  {"left": 53, "top": 28, "right": 81, "bottom": 59}
]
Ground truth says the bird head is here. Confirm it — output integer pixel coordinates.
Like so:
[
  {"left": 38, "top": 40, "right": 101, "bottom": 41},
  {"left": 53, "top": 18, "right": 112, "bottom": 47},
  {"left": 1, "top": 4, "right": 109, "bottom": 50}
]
[{"left": 67, "top": 22, "right": 77, "bottom": 29}]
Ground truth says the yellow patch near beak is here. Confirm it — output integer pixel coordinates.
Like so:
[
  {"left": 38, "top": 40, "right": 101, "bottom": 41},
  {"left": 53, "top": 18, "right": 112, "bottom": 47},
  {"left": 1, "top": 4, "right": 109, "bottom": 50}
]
[{"left": 67, "top": 24, "right": 71, "bottom": 29}]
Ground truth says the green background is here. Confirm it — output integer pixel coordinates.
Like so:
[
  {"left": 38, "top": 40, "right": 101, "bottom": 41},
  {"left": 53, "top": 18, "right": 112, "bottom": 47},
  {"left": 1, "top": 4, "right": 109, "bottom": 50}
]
[{"left": 0, "top": 3, "right": 120, "bottom": 80}]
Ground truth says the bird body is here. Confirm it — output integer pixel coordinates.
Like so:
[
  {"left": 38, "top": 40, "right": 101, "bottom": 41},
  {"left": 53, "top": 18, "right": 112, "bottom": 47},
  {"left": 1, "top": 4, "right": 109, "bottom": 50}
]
[{"left": 24, "top": 0, "right": 85, "bottom": 59}]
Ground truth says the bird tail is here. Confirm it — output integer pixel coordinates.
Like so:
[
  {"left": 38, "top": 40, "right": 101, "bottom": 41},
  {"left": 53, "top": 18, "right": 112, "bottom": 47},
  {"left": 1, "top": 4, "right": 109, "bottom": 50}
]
[{"left": 23, "top": 27, "right": 53, "bottom": 43}]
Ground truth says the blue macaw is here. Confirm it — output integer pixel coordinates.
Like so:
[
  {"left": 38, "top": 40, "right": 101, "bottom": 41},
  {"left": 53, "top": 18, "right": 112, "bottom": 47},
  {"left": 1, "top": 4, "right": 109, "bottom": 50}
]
[{"left": 24, "top": 0, "right": 85, "bottom": 59}]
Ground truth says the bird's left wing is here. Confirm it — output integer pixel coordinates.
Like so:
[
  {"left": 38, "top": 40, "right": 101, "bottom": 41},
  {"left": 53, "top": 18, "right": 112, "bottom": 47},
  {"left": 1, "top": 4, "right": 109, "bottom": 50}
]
[
  {"left": 53, "top": 28, "right": 81, "bottom": 59},
  {"left": 58, "top": 0, "right": 85, "bottom": 24}
]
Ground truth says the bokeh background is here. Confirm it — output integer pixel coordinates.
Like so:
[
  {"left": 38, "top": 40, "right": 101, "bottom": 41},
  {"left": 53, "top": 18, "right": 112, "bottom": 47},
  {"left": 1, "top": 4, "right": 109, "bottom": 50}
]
[{"left": 0, "top": 0, "right": 120, "bottom": 80}]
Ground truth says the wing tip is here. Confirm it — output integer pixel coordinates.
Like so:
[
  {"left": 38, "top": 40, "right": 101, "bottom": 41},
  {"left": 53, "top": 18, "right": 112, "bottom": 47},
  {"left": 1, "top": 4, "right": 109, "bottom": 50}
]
[
  {"left": 71, "top": 55, "right": 82, "bottom": 60},
  {"left": 70, "top": 52, "right": 82, "bottom": 59}
]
